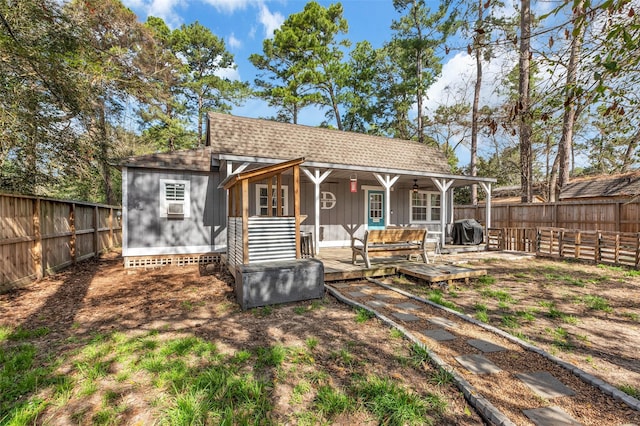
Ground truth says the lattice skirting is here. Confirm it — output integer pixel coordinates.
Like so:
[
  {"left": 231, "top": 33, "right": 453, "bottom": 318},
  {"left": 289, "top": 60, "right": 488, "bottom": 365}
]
[{"left": 124, "top": 253, "right": 222, "bottom": 268}]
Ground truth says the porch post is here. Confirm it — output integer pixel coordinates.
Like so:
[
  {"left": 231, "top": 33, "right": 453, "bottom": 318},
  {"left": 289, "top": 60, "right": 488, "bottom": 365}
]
[
  {"left": 479, "top": 182, "right": 492, "bottom": 234},
  {"left": 301, "top": 167, "right": 331, "bottom": 254},
  {"left": 373, "top": 174, "right": 400, "bottom": 227},
  {"left": 432, "top": 178, "right": 454, "bottom": 247}
]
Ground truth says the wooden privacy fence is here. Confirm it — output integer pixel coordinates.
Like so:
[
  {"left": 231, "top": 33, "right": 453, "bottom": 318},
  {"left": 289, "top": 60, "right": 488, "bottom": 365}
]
[
  {"left": 487, "top": 226, "right": 640, "bottom": 269},
  {"left": 1, "top": 194, "right": 122, "bottom": 291},
  {"left": 455, "top": 199, "right": 640, "bottom": 233}
]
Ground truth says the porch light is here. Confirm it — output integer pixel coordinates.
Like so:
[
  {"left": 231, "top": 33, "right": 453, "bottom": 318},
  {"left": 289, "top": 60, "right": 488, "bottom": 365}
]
[
  {"left": 412, "top": 179, "right": 419, "bottom": 193},
  {"left": 350, "top": 174, "right": 358, "bottom": 193}
]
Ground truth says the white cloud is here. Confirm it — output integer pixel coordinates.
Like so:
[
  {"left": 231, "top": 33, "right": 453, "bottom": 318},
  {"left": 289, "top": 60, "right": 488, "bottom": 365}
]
[
  {"left": 258, "top": 3, "right": 284, "bottom": 38},
  {"left": 121, "top": 0, "right": 185, "bottom": 28},
  {"left": 228, "top": 33, "right": 242, "bottom": 49},
  {"left": 215, "top": 65, "right": 241, "bottom": 81},
  {"left": 200, "top": 0, "right": 254, "bottom": 14}
]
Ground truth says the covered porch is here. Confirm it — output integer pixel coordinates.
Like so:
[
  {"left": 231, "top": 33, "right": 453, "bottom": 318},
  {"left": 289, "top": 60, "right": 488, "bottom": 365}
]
[{"left": 219, "top": 155, "right": 496, "bottom": 255}]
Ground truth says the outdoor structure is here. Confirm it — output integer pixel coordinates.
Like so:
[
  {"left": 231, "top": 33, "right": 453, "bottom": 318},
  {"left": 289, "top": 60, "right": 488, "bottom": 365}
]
[
  {"left": 559, "top": 171, "right": 640, "bottom": 202},
  {"left": 120, "top": 112, "right": 496, "bottom": 268}
]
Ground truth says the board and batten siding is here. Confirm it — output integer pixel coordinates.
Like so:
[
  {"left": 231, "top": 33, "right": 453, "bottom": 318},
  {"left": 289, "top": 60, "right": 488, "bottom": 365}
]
[
  {"left": 124, "top": 168, "right": 226, "bottom": 256},
  {"left": 298, "top": 179, "right": 443, "bottom": 247}
]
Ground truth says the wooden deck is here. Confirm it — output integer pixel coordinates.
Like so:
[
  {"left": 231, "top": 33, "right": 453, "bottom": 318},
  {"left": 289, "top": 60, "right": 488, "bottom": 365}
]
[{"left": 317, "top": 246, "right": 490, "bottom": 282}]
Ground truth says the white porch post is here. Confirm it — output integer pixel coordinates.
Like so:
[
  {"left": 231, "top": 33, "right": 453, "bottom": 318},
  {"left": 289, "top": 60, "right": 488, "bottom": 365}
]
[
  {"left": 373, "top": 174, "right": 400, "bottom": 227},
  {"left": 301, "top": 168, "right": 331, "bottom": 254},
  {"left": 432, "top": 178, "right": 454, "bottom": 247},
  {"left": 479, "top": 182, "right": 492, "bottom": 232}
]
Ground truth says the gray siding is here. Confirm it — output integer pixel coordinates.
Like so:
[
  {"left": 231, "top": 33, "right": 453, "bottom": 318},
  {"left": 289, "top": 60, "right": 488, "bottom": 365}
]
[{"left": 125, "top": 169, "right": 226, "bottom": 255}]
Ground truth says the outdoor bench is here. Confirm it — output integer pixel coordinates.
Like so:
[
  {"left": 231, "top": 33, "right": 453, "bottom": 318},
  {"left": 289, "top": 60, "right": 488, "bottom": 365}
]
[{"left": 351, "top": 228, "right": 429, "bottom": 268}]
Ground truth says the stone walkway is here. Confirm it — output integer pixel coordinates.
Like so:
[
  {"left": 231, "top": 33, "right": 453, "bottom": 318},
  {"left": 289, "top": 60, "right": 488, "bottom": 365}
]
[{"left": 327, "top": 279, "right": 640, "bottom": 426}]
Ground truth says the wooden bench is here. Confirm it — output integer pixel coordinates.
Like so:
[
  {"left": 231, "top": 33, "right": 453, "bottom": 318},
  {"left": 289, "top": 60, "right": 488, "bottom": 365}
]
[{"left": 351, "top": 228, "right": 428, "bottom": 268}]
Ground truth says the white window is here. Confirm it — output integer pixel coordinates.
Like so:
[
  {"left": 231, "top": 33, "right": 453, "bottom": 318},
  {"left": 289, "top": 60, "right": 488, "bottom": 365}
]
[
  {"left": 160, "top": 179, "right": 191, "bottom": 218},
  {"left": 256, "top": 184, "right": 288, "bottom": 216},
  {"left": 410, "top": 190, "right": 440, "bottom": 223}
]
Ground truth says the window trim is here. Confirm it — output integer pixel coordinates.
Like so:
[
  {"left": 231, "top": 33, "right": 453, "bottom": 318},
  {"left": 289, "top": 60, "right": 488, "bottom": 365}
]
[
  {"left": 160, "top": 179, "right": 191, "bottom": 218},
  {"left": 409, "top": 190, "right": 440, "bottom": 224},
  {"left": 255, "top": 184, "right": 289, "bottom": 216}
]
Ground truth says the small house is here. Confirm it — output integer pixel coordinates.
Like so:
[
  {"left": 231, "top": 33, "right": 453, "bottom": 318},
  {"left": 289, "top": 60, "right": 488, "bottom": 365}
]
[
  {"left": 120, "top": 112, "right": 496, "bottom": 269},
  {"left": 559, "top": 171, "right": 640, "bottom": 202}
]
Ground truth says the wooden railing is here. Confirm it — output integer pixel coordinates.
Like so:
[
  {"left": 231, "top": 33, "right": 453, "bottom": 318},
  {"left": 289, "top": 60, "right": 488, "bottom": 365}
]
[
  {"left": 1, "top": 194, "right": 122, "bottom": 291},
  {"left": 487, "top": 226, "right": 640, "bottom": 269},
  {"left": 487, "top": 227, "right": 538, "bottom": 252},
  {"left": 537, "top": 227, "right": 640, "bottom": 269}
]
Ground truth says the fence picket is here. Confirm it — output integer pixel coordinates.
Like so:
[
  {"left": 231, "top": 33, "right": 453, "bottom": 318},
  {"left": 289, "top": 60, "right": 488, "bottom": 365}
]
[{"left": 1, "top": 194, "right": 121, "bottom": 291}]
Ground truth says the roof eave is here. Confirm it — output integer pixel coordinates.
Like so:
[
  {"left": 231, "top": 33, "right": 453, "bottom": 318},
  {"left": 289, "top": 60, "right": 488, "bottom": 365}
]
[{"left": 216, "top": 153, "right": 496, "bottom": 185}]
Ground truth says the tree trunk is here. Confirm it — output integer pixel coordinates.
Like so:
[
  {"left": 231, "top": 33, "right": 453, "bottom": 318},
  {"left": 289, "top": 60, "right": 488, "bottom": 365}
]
[
  {"left": 470, "top": 0, "right": 483, "bottom": 205},
  {"left": 518, "top": 0, "right": 532, "bottom": 203},
  {"left": 558, "top": 0, "right": 585, "bottom": 189},
  {"left": 620, "top": 129, "right": 639, "bottom": 172},
  {"left": 98, "top": 98, "right": 114, "bottom": 205},
  {"left": 412, "top": 0, "right": 424, "bottom": 144},
  {"left": 548, "top": 150, "right": 561, "bottom": 202},
  {"left": 197, "top": 95, "right": 204, "bottom": 147}
]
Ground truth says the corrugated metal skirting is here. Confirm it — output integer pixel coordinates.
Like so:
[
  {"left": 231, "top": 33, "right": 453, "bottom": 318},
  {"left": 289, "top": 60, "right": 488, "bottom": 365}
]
[{"left": 248, "top": 217, "right": 296, "bottom": 263}]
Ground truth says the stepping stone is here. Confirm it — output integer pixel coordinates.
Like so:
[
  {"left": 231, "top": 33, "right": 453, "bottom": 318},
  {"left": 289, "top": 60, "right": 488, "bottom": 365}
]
[
  {"left": 391, "top": 312, "right": 420, "bottom": 322},
  {"left": 523, "top": 406, "right": 583, "bottom": 426},
  {"left": 347, "top": 291, "right": 368, "bottom": 298},
  {"left": 428, "top": 317, "right": 458, "bottom": 328},
  {"left": 516, "top": 372, "right": 576, "bottom": 399},
  {"left": 366, "top": 300, "right": 389, "bottom": 309},
  {"left": 331, "top": 283, "right": 351, "bottom": 289},
  {"left": 373, "top": 293, "right": 393, "bottom": 300},
  {"left": 421, "top": 328, "right": 456, "bottom": 341},
  {"left": 467, "top": 339, "right": 507, "bottom": 353},
  {"left": 395, "top": 302, "right": 421, "bottom": 310},
  {"left": 454, "top": 354, "right": 502, "bottom": 374}
]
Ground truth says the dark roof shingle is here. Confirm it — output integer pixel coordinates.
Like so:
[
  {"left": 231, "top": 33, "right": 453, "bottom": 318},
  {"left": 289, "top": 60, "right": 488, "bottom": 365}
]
[
  {"left": 206, "top": 112, "right": 451, "bottom": 174},
  {"left": 560, "top": 171, "right": 640, "bottom": 200}
]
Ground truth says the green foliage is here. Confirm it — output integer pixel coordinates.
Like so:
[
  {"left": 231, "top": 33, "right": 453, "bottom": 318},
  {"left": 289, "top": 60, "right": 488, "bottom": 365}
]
[
  {"left": 581, "top": 295, "right": 613, "bottom": 312},
  {"left": 355, "top": 307, "right": 375, "bottom": 323},
  {"left": 618, "top": 384, "right": 640, "bottom": 399},
  {"left": 314, "top": 385, "right": 354, "bottom": 416},
  {"left": 352, "top": 375, "right": 445, "bottom": 424},
  {"left": 427, "top": 290, "right": 461, "bottom": 311}
]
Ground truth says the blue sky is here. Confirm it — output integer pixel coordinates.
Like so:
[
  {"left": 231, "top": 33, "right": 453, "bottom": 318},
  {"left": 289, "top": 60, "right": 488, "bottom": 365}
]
[{"left": 120, "top": 0, "right": 510, "bottom": 165}]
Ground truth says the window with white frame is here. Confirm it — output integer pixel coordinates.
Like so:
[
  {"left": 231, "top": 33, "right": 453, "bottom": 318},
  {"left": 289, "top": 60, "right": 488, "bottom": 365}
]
[
  {"left": 410, "top": 190, "right": 440, "bottom": 223},
  {"left": 160, "top": 179, "right": 191, "bottom": 218},
  {"left": 256, "top": 184, "right": 288, "bottom": 216}
]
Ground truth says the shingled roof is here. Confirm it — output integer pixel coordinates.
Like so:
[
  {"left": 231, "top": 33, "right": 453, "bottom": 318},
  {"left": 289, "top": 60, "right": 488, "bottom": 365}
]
[
  {"left": 206, "top": 112, "right": 451, "bottom": 174},
  {"left": 560, "top": 171, "right": 640, "bottom": 200},
  {"left": 120, "top": 148, "right": 215, "bottom": 172}
]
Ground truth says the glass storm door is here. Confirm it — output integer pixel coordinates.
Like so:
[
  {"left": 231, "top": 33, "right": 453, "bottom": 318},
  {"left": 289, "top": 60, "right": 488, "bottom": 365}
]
[{"left": 368, "top": 190, "right": 385, "bottom": 229}]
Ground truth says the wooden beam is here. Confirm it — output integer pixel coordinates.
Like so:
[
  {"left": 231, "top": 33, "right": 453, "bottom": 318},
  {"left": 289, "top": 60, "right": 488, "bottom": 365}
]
[
  {"left": 267, "top": 177, "right": 273, "bottom": 217},
  {"left": 94, "top": 206, "right": 99, "bottom": 258},
  {"left": 223, "top": 157, "right": 305, "bottom": 190},
  {"left": 32, "top": 198, "right": 43, "bottom": 279},
  {"left": 294, "top": 165, "right": 301, "bottom": 259},
  {"left": 70, "top": 203, "right": 76, "bottom": 264},
  {"left": 276, "top": 174, "right": 282, "bottom": 217}
]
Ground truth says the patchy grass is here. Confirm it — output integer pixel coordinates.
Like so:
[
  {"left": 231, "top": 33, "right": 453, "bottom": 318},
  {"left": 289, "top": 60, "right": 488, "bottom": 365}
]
[
  {"left": 618, "top": 384, "right": 640, "bottom": 399},
  {"left": 581, "top": 295, "right": 613, "bottom": 312},
  {"left": 355, "top": 308, "right": 375, "bottom": 323}
]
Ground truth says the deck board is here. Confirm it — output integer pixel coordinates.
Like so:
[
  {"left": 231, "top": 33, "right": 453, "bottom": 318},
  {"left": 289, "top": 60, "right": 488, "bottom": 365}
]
[{"left": 317, "top": 247, "right": 488, "bottom": 282}]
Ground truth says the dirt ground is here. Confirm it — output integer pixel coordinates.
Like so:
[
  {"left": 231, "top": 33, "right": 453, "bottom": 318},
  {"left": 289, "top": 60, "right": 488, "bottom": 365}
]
[
  {"left": 0, "top": 251, "right": 483, "bottom": 425},
  {"left": 391, "top": 255, "right": 640, "bottom": 392}
]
